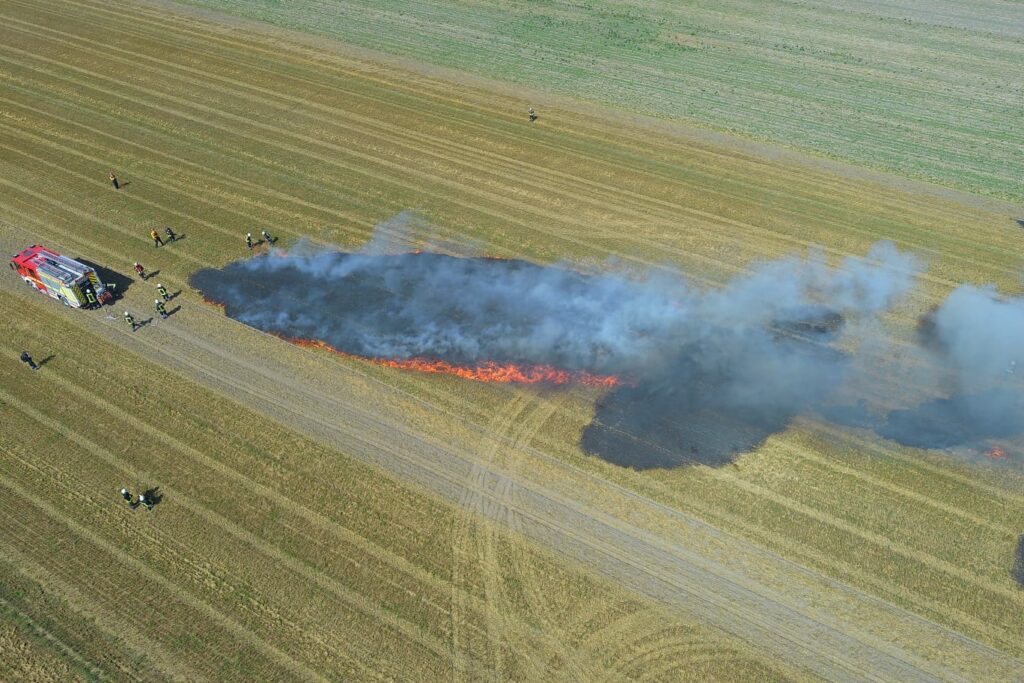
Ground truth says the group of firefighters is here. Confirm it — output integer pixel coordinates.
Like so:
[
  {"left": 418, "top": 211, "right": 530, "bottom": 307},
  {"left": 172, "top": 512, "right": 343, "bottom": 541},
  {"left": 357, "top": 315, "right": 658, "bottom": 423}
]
[
  {"left": 120, "top": 487, "right": 156, "bottom": 511},
  {"left": 115, "top": 179, "right": 278, "bottom": 331},
  {"left": 17, "top": 170, "right": 294, "bottom": 510}
]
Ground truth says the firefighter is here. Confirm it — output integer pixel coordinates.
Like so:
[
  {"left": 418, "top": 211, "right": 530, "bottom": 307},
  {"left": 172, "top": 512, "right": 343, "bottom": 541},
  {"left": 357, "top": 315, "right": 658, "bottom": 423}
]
[
  {"left": 156, "top": 283, "right": 170, "bottom": 301},
  {"left": 164, "top": 226, "right": 177, "bottom": 242},
  {"left": 109, "top": 170, "right": 119, "bottom": 190},
  {"left": 245, "top": 232, "right": 253, "bottom": 250},
  {"left": 138, "top": 492, "right": 154, "bottom": 511},
  {"left": 120, "top": 487, "right": 138, "bottom": 509},
  {"left": 133, "top": 262, "right": 146, "bottom": 280},
  {"left": 150, "top": 228, "right": 164, "bottom": 248},
  {"left": 155, "top": 299, "right": 168, "bottom": 319},
  {"left": 261, "top": 229, "right": 276, "bottom": 245},
  {"left": 124, "top": 311, "right": 138, "bottom": 331},
  {"left": 528, "top": 107, "right": 538, "bottom": 122},
  {"left": 20, "top": 351, "right": 39, "bottom": 371}
]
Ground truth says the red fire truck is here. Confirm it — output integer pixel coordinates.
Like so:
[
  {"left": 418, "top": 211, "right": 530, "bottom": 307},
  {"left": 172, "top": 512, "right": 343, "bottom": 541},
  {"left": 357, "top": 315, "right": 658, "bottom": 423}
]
[{"left": 9, "top": 245, "right": 114, "bottom": 308}]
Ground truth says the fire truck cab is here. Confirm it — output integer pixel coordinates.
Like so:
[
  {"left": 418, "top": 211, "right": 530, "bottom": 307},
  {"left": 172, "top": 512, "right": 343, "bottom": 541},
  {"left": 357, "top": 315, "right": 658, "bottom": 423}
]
[{"left": 10, "top": 245, "right": 113, "bottom": 308}]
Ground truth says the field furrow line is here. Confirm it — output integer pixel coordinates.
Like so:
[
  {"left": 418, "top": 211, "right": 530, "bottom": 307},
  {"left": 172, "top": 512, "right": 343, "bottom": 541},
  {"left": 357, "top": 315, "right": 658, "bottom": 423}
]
[
  {"left": 0, "top": 588, "right": 113, "bottom": 682},
  {"left": 4, "top": 270, "right": 1015, "bottom": 679},
  {"left": 665, "top": 494, "right": 1020, "bottom": 652},
  {"left": 713, "top": 470, "right": 1024, "bottom": 604},
  {"left": 496, "top": 395, "right": 635, "bottom": 682},
  {"left": 0, "top": 377, "right": 492, "bottom": 673},
  {"left": 0, "top": 121, "right": 348, "bottom": 248},
  {"left": 0, "top": 451, "right": 330, "bottom": 683},
  {"left": 0, "top": 136, "right": 246, "bottom": 244},
  {"left": 0, "top": 507, "right": 201, "bottom": 682},
  {"left": 59, "top": 0, "right": 1003, "bottom": 227},
  {"left": 0, "top": 48, "right": 708, "bottom": 277},
  {"left": 78, "top": 304, "right": 1019, "bottom": 680},
  {"left": 2, "top": 14, "right": 1009, "bottom": 283},
  {"left": 810, "top": 422, "right": 1024, "bottom": 506},
  {"left": 0, "top": 402, "right": 435, "bottom": 681},
  {"left": 0, "top": 173, "right": 206, "bottom": 266},
  {"left": 781, "top": 440, "right": 1019, "bottom": 536},
  {"left": 23, "top": 6, "right": 1019, "bottom": 269},
  {"left": 0, "top": 94, "right": 371, "bottom": 236}
]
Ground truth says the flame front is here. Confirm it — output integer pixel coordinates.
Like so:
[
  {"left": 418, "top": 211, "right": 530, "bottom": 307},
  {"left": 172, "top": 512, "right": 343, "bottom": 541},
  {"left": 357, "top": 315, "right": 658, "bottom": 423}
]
[
  {"left": 987, "top": 445, "right": 1008, "bottom": 459},
  {"left": 286, "top": 337, "right": 620, "bottom": 387}
]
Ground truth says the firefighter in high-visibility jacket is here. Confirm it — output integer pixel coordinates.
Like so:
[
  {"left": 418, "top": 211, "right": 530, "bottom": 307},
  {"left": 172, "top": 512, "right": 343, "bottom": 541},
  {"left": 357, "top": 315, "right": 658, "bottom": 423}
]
[
  {"left": 156, "top": 283, "right": 170, "bottom": 301},
  {"left": 155, "top": 299, "right": 168, "bottom": 319},
  {"left": 124, "top": 311, "right": 138, "bottom": 331}
]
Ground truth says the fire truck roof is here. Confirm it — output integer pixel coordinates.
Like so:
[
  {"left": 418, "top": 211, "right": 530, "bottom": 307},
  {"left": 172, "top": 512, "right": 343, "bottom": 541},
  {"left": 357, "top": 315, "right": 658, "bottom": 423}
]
[{"left": 15, "top": 245, "right": 91, "bottom": 285}]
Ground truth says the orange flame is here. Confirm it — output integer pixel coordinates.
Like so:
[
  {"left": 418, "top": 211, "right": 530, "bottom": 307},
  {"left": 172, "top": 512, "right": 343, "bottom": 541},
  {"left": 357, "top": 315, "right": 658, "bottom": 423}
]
[
  {"left": 986, "top": 445, "right": 1007, "bottom": 459},
  {"left": 285, "top": 336, "right": 620, "bottom": 387},
  {"left": 202, "top": 295, "right": 225, "bottom": 312}
]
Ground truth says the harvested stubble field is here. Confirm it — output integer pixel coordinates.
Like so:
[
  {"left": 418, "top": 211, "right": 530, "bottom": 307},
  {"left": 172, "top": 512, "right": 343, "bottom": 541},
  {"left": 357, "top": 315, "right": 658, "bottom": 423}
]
[
  {"left": 0, "top": 0, "right": 1022, "bottom": 681},
  {"left": 172, "top": 0, "right": 1024, "bottom": 203}
]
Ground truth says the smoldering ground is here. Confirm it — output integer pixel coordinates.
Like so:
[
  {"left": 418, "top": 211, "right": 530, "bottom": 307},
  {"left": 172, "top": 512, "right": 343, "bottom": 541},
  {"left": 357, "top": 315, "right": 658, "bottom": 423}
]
[{"left": 193, "top": 236, "right": 999, "bottom": 469}]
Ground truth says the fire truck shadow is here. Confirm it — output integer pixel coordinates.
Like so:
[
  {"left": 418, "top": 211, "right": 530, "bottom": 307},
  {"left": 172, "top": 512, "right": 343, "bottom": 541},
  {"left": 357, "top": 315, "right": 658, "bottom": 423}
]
[{"left": 77, "top": 259, "right": 134, "bottom": 299}]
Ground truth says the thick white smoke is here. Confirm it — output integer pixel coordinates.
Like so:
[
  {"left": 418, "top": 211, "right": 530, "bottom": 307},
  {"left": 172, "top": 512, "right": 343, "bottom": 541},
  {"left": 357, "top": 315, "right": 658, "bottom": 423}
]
[
  {"left": 193, "top": 236, "right": 927, "bottom": 467},
  {"left": 198, "top": 240, "right": 918, "bottom": 380},
  {"left": 932, "top": 285, "right": 1024, "bottom": 390}
]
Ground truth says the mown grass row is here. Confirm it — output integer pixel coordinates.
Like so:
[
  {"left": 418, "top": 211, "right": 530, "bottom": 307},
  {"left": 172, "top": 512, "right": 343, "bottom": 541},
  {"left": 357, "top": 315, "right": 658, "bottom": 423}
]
[{"left": 171, "top": 0, "right": 1024, "bottom": 200}]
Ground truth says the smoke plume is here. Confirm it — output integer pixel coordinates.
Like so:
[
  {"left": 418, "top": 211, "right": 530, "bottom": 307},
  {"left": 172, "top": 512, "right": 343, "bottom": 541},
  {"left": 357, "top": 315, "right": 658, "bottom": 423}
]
[
  {"left": 192, "top": 235, "right": 948, "bottom": 468},
  {"left": 857, "top": 284, "right": 1024, "bottom": 453}
]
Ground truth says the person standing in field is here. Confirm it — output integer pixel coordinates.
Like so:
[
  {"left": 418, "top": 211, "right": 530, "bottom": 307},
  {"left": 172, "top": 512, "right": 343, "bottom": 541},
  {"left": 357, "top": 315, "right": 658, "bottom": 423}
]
[
  {"left": 155, "top": 299, "right": 168, "bottom": 319},
  {"left": 109, "top": 170, "right": 119, "bottom": 189},
  {"left": 138, "top": 492, "right": 154, "bottom": 511},
  {"left": 245, "top": 232, "right": 253, "bottom": 251},
  {"left": 20, "top": 351, "right": 39, "bottom": 371},
  {"left": 156, "top": 283, "right": 170, "bottom": 301},
  {"left": 150, "top": 228, "right": 164, "bottom": 248},
  {"left": 134, "top": 262, "right": 146, "bottom": 280},
  {"left": 164, "top": 226, "right": 177, "bottom": 242},
  {"left": 528, "top": 107, "right": 538, "bottom": 122},
  {"left": 124, "top": 311, "right": 138, "bottom": 331},
  {"left": 120, "top": 488, "right": 138, "bottom": 508},
  {"left": 261, "top": 229, "right": 276, "bottom": 245}
]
